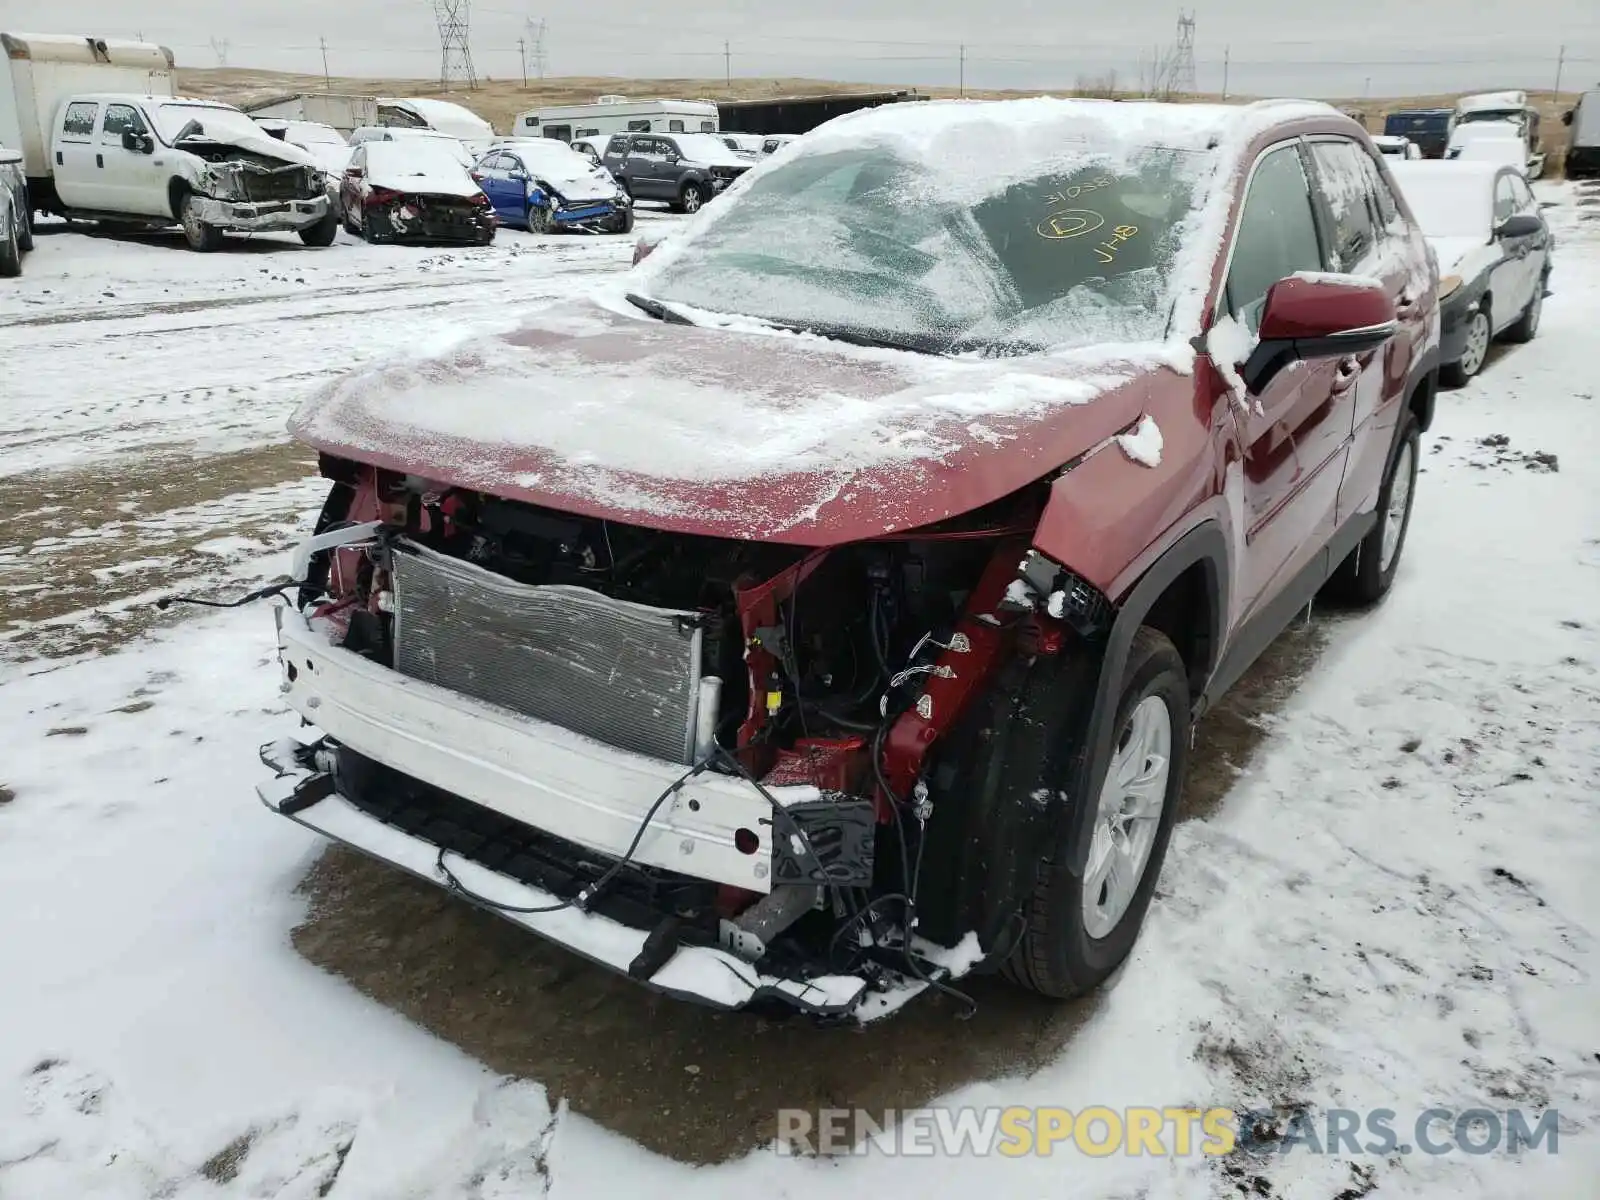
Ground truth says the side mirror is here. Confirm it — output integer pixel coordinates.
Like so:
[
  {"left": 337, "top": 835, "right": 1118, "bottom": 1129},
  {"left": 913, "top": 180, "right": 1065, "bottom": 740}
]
[
  {"left": 665, "top": 152, "right": 680, "bottom": 164},
  {"left": 1496, "top": 213, "right": 1542, "bottom": 239},
  {"left": 1562, "top": 110, "right": 1574, "bottom": 127},
  {"left": 1233, "top": 275, "right": 1398, "bottom": 395},
  {"left": 121, "top": 130, "right": 152, "bottom": 154},
  {"left": 345, "top": 166, "right": 365, "bottom": 179}
]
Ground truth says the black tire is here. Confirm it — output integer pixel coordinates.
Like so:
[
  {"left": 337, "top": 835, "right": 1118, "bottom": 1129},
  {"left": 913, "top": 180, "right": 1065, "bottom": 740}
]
[
  {"left": 1001, "top": 628, "right": 1190, "bottom": 999},
  {"left": 677, "top": 182, "right": 705, "bottom": 214},
  {"left": 0, "top": 204, "right": 20, "bottom": 278},
  {"left": 16, "top": 191, "right": 32, "bottom": 252},
  {"left": 299, "top": 209, "right": 339, "bottom": 247},
  {"left": 179, "top": 193, "right": 224, "bottom": 252},
  {"left": 343, "top": 212, "right": 361, "bottom": 237},
  {"left": 1325, "top": 412, "right": 1421, "bottom": 606},
  {"left": 1503, "top": 275, "right": 1545, "bottom": 343},
  {"left": 611, "top": 206, "right": 636, "bottom": 235},
  {"left": 528, "top": 201, "right": 554, "bottom": 234},
  {"left": 1440, "top": 304, "right": 1490, "bottom": 387}
]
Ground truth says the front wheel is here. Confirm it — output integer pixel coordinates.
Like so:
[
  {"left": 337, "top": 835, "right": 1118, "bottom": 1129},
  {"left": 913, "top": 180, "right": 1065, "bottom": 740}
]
[
  {"left": 298, "top": 209, "right": 339, "bottom": 247},
  {"left": 1326, "top": 412, "right": 1420, "bottom": 606},
  {"left": 1002, "top": 628, "right": 1189, "bottom": 999},
  {"left": 179, "top": 193, "right": 224, "bottom": 252},
  {"left": 0, "top": 205, "right": 20, "bottom": 277},
  {"left": 611, "top": 206, "right": 635, "bottom": 235},
  {"left": 527, "top": 201, "right": 554, "bottom": 234},
  {"left": 16, "top": 192, "right": 32, "bottom": 252}
]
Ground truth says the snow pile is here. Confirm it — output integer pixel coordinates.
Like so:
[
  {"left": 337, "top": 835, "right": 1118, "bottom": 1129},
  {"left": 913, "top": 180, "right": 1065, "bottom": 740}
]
[{"left": 1114, "top": 414, "right": 1163, "bottom": 467}]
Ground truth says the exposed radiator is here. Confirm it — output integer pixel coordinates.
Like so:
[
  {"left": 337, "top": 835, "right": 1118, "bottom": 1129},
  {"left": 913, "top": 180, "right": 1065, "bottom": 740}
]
[{"left": 390, "top": 542, "right": 704, "bottom": 764}]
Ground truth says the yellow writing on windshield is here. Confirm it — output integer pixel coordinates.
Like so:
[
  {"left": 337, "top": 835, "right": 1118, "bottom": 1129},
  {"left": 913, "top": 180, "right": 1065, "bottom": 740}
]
[
  {"left": 1093, "top": 224, "right": 1140, "bottom": 263},
  {"left": 1042, "top": 177, "right": 1114, "bottom": 206},
  {"left": 1037, "top": 209, "right": 1106, "bottom": 241}
]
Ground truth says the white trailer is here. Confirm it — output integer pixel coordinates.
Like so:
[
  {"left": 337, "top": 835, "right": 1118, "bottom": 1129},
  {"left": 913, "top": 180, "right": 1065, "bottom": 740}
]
[
  {"left": 0, "top": 33, "right": 174, "bottom": 207},
  {"left": 511, "top": 96, "right": 719, "bottom": 143},
  {"left": 243, "top": 92, "right": 378, "bottom": 137}
]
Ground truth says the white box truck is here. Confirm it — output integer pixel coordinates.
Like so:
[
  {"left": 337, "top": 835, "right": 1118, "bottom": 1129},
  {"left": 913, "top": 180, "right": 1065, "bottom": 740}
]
[{"left": 0, "top": 32, "right": 175, "bottom": 212}]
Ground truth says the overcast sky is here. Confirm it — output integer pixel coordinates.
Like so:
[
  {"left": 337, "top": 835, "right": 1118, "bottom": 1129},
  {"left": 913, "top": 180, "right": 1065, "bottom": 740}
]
[{"left": 5, "top": 0, "right": 1598, "bottom": 99}]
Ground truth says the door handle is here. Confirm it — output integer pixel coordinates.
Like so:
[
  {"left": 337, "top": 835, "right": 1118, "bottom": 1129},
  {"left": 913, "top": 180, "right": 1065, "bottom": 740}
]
[{"left": 96, "top": 153, "right": 104, "bottom": 168}]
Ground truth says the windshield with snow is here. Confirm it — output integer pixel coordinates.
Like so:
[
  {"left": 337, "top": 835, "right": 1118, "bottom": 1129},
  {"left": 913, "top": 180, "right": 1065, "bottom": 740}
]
[
  {"left": 645, "top": 142, "right": 1204, "bottom": 355},
  {"left": 671, "top": 134, "right": 750, "bottom": 166},
  {"left": 153, "top": 104, "right": 266, "bottom": 146}
]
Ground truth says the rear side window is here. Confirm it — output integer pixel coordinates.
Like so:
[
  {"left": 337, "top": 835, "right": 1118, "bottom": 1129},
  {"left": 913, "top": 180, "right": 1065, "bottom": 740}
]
[
  {"left": 1225, "top": 145, "right": 1325, "bottom": 333},
  {"left": 627, "top": 119, "right": 650, "bottom": 132},
  {"left": 62, "top": 102, "right": 99, "bottom": 138},
  {"left": 668, "top": 119, "right": 685, "bottom": 132},
  {"left": 1309, "top": 141, "right": 1378, "bottom": 269}
]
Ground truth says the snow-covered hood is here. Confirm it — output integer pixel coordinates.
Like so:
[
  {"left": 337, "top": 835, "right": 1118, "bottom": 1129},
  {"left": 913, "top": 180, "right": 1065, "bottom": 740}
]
[
  {"left": 365, "top": 158, "right": 481, "bottom": 198},
  {"left": 530, "top": 161, "right": 621, "bottom": 201},
  {"left": 1426, "top": 235, "right": 1492, "bottom": 277},
  {"left": 290, "top": 297, "right": 1180, "bottom": 543},
  {"left": 178, "top": 130, "right": 321, "bottom": 170}
]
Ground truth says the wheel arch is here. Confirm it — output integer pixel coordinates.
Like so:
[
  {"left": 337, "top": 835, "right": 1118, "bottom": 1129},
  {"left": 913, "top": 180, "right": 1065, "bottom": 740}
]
[
  {"left": 1051, "top": 520, "right": 1229, "bottom": 877},
  {"left": 167, "top": 176, "right": 192, "bottom": 221}
]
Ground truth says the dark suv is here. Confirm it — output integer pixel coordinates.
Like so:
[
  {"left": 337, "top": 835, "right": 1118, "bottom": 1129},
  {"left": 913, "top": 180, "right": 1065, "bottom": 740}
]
[{"left": 601, "top": 132, "right": 752, "bottom": 213}]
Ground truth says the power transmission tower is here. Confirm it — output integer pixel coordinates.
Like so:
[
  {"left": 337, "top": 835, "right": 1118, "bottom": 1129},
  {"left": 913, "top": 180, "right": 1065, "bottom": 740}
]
[
  {"left": 209, "top": 37, "right": 231, "bottom": 67},
  {"left": 526, "top": 18, "right": 548, "bottom": 80},
  {"left": 1173, "top": 10, "right": 1197, "bottom": 96},
  {"left": 431, "top": 0, "right": 478, "bottom": 90}
]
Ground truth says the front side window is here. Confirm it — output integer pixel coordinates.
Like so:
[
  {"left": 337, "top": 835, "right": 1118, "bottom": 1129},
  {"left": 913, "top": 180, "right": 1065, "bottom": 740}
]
[
  {"left": 1225, "top": 145, "right": 1324, "bottom": 333},
  {"left": 1309, "top": 140, "right": 1377, "bottom": 269},
  {"left": 645, "top": 140, "right": 1207, "bottom": 355},
  {"left": 62, "top": 102, "right": 99, "bottom": 138},
  {"left": 1509, "top": 175, "right": 1535, "bottom": 209},
  {"left": 1355, "top": 150, "right": 1400, "bottom": 227},
  {"left": 1493, "top": 175, "right": 1517, "bottom": 223},
  {"left": 101, "top": 104, "right": 147, "bottom": 139}
]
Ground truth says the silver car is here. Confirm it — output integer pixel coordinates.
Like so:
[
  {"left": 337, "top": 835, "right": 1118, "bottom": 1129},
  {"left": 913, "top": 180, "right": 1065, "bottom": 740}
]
[{"left": 1, "top": 141, "right": 32, "bottom": 277}]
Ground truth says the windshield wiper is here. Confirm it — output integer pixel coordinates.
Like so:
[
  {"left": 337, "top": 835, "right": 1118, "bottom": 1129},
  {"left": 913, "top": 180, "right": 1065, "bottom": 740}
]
[
  {"left": 624, "top": 292, "right": 697, "bottom": 326},
  {"left": 780, "top": 322, "right": 950, "bottom": 356}
]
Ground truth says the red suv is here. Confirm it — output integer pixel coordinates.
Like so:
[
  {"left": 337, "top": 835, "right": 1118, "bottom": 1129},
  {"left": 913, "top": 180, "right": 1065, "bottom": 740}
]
[{"left": 262, "top": 99, "right": 1438, "bottom": 1018}]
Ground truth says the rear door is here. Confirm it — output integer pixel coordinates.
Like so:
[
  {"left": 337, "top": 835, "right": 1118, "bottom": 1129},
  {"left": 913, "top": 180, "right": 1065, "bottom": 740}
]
[
  {"left": 627, "top": 137, "right": 669, "bottom": 199},
  {"left": 1216, "top": 141, "right": 1352, "bottom": 625},
  {"left": 52, "top": 100, "right": 103, "bottom": 209}
]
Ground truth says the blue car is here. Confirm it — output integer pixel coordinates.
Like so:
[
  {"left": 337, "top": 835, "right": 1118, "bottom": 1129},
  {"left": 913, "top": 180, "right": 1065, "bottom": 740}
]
[{"left": 473, "top": 140, "right": 634, "bottom": 234}]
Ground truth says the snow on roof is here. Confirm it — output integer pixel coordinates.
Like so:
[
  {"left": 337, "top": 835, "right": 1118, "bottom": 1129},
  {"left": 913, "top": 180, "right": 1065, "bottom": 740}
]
[
  {"left": 1457, "top": 90, "right": 1529, "bottom": 114},
  {"left": 0, "top": 32, "right": 173, "bottom": 67},
  {"left": 379, "top": 98, "right": 493, "bottom": 138}
]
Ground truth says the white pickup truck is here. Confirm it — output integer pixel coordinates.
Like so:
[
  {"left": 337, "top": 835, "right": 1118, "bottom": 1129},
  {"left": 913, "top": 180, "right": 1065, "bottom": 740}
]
[{"left": 48, "top": 94, "right": 337, "bottom": 249}]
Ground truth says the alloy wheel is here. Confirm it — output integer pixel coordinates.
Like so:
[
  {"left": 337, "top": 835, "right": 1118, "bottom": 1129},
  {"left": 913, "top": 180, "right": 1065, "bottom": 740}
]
[
  {"left": 1459, "top": 310, "right": 1490, "bottom": 378},
  {"left": 1082, "top": 695, "right": 1172, "bottom": 940}
]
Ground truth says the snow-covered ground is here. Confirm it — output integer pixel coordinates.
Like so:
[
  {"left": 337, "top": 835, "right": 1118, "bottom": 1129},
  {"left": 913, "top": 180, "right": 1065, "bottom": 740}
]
[{"left": 0, "top": 191, "right": 1596, "bottom": 1198}]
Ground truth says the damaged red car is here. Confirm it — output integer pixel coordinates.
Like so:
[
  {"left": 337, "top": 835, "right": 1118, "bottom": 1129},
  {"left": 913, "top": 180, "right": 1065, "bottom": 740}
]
[{"left": 261, "top": 98, "right": 1439, "bottom": 1019}]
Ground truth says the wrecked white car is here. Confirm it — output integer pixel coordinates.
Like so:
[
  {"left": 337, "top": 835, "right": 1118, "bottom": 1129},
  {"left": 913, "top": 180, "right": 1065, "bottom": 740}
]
[{"left": 46, "top": 95, "right": 337, "bottom": 249}]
